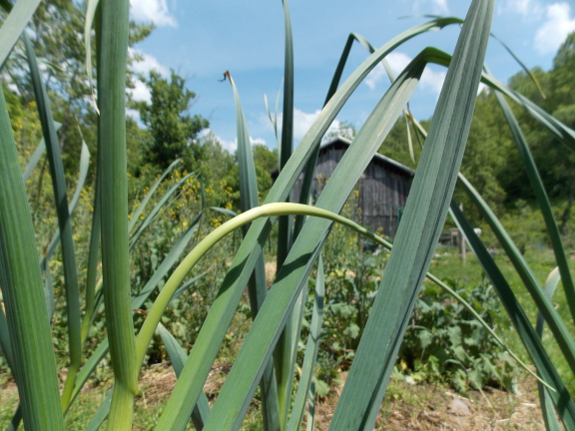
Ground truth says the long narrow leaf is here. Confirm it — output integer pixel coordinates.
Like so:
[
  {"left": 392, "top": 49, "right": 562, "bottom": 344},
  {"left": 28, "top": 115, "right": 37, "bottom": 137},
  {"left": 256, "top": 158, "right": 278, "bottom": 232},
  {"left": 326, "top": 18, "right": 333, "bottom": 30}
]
[
  {"left": 278, "top": 0, "right": 294, "bottom": 171},
  {"left": 157, "top": 324, "right": 211, "bottom": 430},
  {"left": 154, "top": 17, "right": 468, "bottom": 431},
  {"left": 70, "top": 212, "right": 203, "bottom": 406},
  {"left": 458, "top": 174, "right": 575, "bottom": 377},
  {"left": 84, "top": 0, "right": 100, "bottom": 111},
  {"left": 489, "top": 32, "right": 545, "bottom": 98},
  {"left": 129, "top": 172, "right": 196, "bottom": 248},
  {"left": 305, "top": 381, "right": 316, "bottom": 431},
  {"left": 492, "top": 86, "right": 575, "bottom": 325},
  {"left": 129, "top": 159, "right": 181, "bottom": 233},
  {"left": 80, "top": 166, "right": 101, "bottom": 344},
  {"left": 227, "top": 71, "right": 280, "bottom": 431},
  {"left": 4, "top": 404, "right": 22, "bottom": 431},
  {"left": 24, "top": 32, "right": 83, "bottom": 411},
  {"left": 132, "top": 211, "right": 203, "bottom": 306},
  {"left": 0, "top": 302, "right": 13, "bottom": 368},
  {"left": 422, "top": 14, "right": 545, "bottom": 98},
  {"left": 0, "top": 0, "right": 42, "bottom": 70},
  {"left": 200, "top": 46, "right": 427, "bottom": 431},
  {"left": 287, "top": 255, "right": 325, "bottom": 431},
  {"left": 276, "top": 2, "right": 296, "bottom": 420},
  {"left": 0, "top": 82, "right": 64, "bottom": 430},
  {"left": 98, "top": 0, "right": 136, "bottom": 428},
  {"left": 536, "top": 268, "right": 562, "bottom": 431},
  {"left": 22, "top": 122, "right": 61, "bottom": 182},
  {"left": 331, "top": 1, "right": 493, "bottom": 428},
  {"left": 398, "top": 49, "right": 575, "bottom": 149},
  {"left": 85, "top": 391, "right": 112, "bottom": 431},
  {"left": 450, "top": 202, "right": 575, "bottom": 429},
  {"left": 40, "top": 140, "right": 91, "bottom": 348},
  {"left": 69, "top": 140, "right": 90, "bottom": 214}
]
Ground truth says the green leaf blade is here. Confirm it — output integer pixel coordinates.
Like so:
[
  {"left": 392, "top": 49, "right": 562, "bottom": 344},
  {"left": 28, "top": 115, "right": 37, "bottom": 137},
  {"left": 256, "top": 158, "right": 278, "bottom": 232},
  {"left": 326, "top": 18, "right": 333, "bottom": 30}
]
[
  {"left": 97, "top": 0, "right": 137, "bottom": 428},
  {"left": 330, "top": 1, "right": 494, "bottom": 428},
  {"left": 0, "top": 85, "right": 64, "bottom": 431},
  {"left": 0, "top": 0, "right": 42, "bottom": 69}
]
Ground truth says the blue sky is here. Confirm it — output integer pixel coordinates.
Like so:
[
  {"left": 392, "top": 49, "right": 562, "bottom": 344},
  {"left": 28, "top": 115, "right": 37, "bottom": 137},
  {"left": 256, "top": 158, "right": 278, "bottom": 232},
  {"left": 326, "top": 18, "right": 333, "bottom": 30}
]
[{"left": 128, "top": 0, "right": 575, "bottom": 152}]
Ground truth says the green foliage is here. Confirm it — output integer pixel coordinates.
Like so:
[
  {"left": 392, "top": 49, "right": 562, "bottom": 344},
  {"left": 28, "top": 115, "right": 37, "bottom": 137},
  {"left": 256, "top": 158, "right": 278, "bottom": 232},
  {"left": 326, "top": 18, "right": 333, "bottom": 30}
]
[
  {"left": 2, "top": 0, "right": 152, "bottom": 177},
  {"left": 252, "top": 143, "right": 276, "bottom": 198},
  {"left": 134, "top": 70, "right": 209, "bottom": 173},
  {"left": 456, "top": 91, "right": 513, "bottom": 219},
  {"left": 2, "top": 1, "right": 575, "bottom": 430},
  {"left": 399, "top": 278, "right": 519, "bottom": 394},
  {"left": 318, "top": 251, "right": 386, "bottom": 376},
  {"left": 216, "top": 141, "right": 277, "bottom": 210},
  {"left": 480, "top": 32, "right": 575, "bottom": 227}
]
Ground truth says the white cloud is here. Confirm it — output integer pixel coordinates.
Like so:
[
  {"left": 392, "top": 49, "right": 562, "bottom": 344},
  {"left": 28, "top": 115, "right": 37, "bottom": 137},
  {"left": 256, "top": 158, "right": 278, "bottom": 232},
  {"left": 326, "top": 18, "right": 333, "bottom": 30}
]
[
  {"left": 365, "top": 52, "right": 446, "bottom": 95},
  {"left": 432, "top": 0, "right": 449, "bottom": 14},
  {"left": 130, "top": 0, "right": 176, "bottom": 27},
  {"left": 421, "top": 66, "right": 446, "bottom": 94},
  {"left": 128, "top": 49, "right": 169, "bottom": 103},
  {"left": 413, "top": 0, "right": 449, "bottom": 15},
  {"left": 217, "top": 137, "right": 237, "bottom": 152},
  {"left": 277, "top": 109, "right": 341, "bottom": 141},
  {"left": 534, "top": 3, "right": 575, "bottom": 55},
  {"left": 261, "top": 108, "right": 341, "bottom": 143},
  {"left": 365, "top": 52, "right": 411, "bottom": 90},
  {"left": 129, "top": 48, "right": 169, "bottom": 77},
  {"left": 130, "top": 79, "right": 152, "bottom": 103},
  {"left": 292, "top": 108, "right": 336, "bottom": 140},
  {"left": 126, "top": 108, "right": 141, "bottom": 120},
  {"left": 365, "top": 64, "right": 386, "bottom": 90},
  {"left": 501, "top": 0, "right": 542, "bottom": 16},
  {"left": 202, "top": 129, "right": 267, "bottom": 153}
]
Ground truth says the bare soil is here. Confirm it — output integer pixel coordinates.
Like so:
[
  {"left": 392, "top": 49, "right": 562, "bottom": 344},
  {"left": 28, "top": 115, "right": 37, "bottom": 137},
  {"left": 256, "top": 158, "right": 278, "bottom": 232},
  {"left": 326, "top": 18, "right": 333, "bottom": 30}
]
[
  {"left": 1, "top": 363, "right": 550, "bottom": 430},
  {"left": 316, "top": 373, "right": 548, "bottom": 430},
  {"left": 140, "top": 363, "right": 549, "bottom": 430}
]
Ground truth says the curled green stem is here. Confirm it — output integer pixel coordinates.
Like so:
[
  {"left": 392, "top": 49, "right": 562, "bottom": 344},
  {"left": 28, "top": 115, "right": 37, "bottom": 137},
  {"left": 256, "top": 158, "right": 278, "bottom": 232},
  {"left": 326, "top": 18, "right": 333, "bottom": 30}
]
[{"left": 134, "top": 202, "right": 553, "bottom": 392}]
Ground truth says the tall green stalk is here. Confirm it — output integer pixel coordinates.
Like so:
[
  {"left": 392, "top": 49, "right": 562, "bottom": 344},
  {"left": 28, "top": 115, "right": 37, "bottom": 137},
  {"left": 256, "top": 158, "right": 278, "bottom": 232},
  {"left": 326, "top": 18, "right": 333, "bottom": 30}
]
[
  {"left": 227, "top": 71, "right": 281, "bottom": 431},
  {"left": 23, "top": 33, "right": 82, "bottom": 412},
  {"left": 0, "top": 85, "right": 64, "bottom": 431},
  {"left": 331, "top": 0, "right": 493, "bottom": 428},
  {"left": 97, "top": 0, "right": 137, "bottom": 429}
]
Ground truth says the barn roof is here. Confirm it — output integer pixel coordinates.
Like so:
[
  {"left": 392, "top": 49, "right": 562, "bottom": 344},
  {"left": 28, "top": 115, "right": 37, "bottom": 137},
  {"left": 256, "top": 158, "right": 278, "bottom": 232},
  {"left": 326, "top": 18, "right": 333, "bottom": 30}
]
[
  {"left": 321, "top": 136, "right": 415, "bottom": 177},
  {"left": 270, "top": 136, "right": 415, "bottom": 179}
]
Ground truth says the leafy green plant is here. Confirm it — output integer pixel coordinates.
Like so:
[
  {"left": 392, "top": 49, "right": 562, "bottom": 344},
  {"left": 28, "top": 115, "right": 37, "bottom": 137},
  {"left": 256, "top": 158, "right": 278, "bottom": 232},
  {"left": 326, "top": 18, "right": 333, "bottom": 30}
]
[
  {"left": 400, "top": 278, "right": 519, "bottom": 395},
  {"left": 1, "top": 0, "right": 575, "bottom": 430}
]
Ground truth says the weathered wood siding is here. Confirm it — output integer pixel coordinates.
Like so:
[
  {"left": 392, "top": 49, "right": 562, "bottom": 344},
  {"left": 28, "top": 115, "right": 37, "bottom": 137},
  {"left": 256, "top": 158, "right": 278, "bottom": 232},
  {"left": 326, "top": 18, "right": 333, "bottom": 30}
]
[{"left": 292, "top": 139, "right": 413, "bottom": 238}]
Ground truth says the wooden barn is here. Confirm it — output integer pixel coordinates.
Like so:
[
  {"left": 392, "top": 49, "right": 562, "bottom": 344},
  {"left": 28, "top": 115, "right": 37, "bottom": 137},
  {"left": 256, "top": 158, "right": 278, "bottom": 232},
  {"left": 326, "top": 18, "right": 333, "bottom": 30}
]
[{"left": 279, "top": 137, "right": 415, "bottom": 238}]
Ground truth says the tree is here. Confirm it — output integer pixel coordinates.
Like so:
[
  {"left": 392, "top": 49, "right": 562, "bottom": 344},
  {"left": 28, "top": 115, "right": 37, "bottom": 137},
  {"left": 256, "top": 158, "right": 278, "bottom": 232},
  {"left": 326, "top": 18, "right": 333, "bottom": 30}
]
[
  {"left": 253, "top": 143, "right": 277, "bottom": 200},
  {"left": 455, "top": 89, "right": 513, "bottom": 219},
  {"left": 498, "top": 33, "right": 575, "bottom": 232},
  {"left": 1, "top": 0, "right": 153, "bottom": 176},
  {"left": 134, "top": 70, "right": 209, "bottom": 173}
]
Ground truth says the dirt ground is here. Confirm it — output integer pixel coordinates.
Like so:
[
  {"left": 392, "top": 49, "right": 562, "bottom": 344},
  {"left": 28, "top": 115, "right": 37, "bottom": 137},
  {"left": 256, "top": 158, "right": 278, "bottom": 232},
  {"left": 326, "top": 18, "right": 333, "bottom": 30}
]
[
  {"left": 140, "top": 363, "right": 549, "bottom": 430},
  {"left": 315, "top": 373, "right": 548, "bottom": 430},
  {"left": 1, "top": 363, "right": 551, "bottom": 430}
]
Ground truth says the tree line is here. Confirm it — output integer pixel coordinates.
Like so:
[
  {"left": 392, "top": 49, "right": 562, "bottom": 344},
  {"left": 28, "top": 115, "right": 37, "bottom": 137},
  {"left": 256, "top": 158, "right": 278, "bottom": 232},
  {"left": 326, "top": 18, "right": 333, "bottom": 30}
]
[
  {"left": 2, "top": 0, "right": 574, "bottom": 231},
  {"left": 379, "top": 33, "right": 575, "bottom": 234}
]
